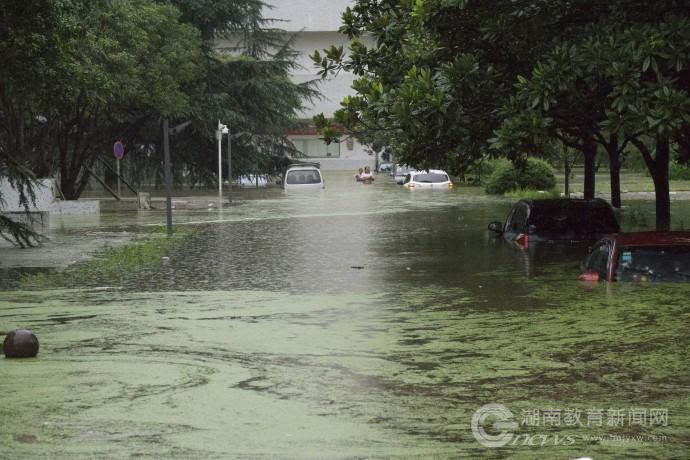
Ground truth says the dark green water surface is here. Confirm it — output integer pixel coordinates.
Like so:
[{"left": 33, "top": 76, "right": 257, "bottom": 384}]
[{"left": 1, "top": 173, "right": 688, "bottom": 458}]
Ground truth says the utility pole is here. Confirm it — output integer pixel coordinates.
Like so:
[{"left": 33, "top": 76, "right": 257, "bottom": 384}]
[
  {"left": 162, "top": 119, "right": 192, "bottom": 237},
  {"left": 163, "top": 119, "right": 173, "bottom": 237}
]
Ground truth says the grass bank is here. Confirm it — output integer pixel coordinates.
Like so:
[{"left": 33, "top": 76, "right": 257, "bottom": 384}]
[
  {"left": 555, "top": 168, "right": 690, "bottom": 193},
  {"left": 17, "top": 227, "right": 195, "bottom": 290}
]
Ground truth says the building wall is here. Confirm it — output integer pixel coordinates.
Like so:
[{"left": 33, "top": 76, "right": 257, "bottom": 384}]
[
  {"left": 283, "top": 30, "right": 374, "bottom": 170},
  {"left": 220, "top": 1, "right": 375, "bottom": 170}
]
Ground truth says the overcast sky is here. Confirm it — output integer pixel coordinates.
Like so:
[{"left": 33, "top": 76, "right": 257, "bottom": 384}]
[{"left": 264, "top": 0, "right": 354, "bottom": 31}]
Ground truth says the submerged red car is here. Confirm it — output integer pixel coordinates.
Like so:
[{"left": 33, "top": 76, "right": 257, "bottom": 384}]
[{"left": 579, "top": 232, "right": 690, "bottom": 282}]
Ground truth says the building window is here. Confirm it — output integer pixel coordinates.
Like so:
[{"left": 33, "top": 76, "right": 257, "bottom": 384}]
[{"left": 292, "top": 136, "right": 340, "bottom": 158}]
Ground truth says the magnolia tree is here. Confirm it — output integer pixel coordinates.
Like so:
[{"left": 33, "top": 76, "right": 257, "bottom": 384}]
[
  {"left": 496, "top": 15, "right": 689, "bottom": 229},
  {"left": 602, "top": 16, "right": 690, "bottom": 229},
  {"left": 313, "top": 0, "right": 688, "bottom": 227}
]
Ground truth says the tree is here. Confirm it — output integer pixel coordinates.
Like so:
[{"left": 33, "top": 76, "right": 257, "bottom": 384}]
[
  {"left": 142, "top": 0, "right": 319, "bottom": 187},
  {"left": 48, "top": 0, "right": 203, "bottom": 199},
  {"left": 493, "top": 2, "right": 688, "bottom": 213},
  {"left": 492, "top": 43, "right": 622, "bottom": 203},
  {"left": 601, "top": 16, "right": 690, "bottom": 230},
  {"left": 2, "top": 0, "right": 203, "bottom": 202},
  {"left": 313, "top": 0, "right": 688, "bottom": 210},
  {"left": 1, "top": 0, "right": 62, "bottom": 245}
]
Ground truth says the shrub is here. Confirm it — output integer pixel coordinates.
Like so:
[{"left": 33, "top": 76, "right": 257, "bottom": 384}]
[
  {"left": 669, "top": 161, "right": 690, "bottom": 180},
  {"left": 485, "top": 158, "right": 556, "bottom": 195},
  {"left": 485, "top": 160, "right": 519, "bottom": 194},
  {"left": 464, "top": 158, "right": 509, "bottom": 185}
]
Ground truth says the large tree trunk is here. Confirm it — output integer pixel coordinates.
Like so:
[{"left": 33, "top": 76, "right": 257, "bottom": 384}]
[
  {"left": 652, "top": 135, "right": 671, "bottom": 231},
  {"left": 631, "top": 136, "right": 671, "bottom": 231},
  {"left": 607, "top": 134, "right": 622, "bottom": 208},
  {"left": 583, "top": 137, "right": 597, "bottom": 200},
  {"left": 564, "top": 155, "right": 570, "bottom": 198}
]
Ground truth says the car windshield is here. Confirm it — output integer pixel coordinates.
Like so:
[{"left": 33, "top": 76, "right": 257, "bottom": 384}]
[
  {"left": 615, "top": 245, "right": 690, "bottom": 282},
  {"left": 413, "top": 173, "right": 448, "bottom": 183},
  {"left": 286, "top": 170, "right": 321, "bottom": 184},
  {"left": 528, "top": 204, "right": 619, "bottom": 235}
]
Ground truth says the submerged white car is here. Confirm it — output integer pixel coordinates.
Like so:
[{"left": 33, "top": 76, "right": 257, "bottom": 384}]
[
  {"left": 402, "top": 170, "right": 453, "bottom": 189},
  {"left": 282, "top": 163, "right": 325, "bottom": 190}
]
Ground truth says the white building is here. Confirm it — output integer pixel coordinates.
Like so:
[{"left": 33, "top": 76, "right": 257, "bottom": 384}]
[{"left": 263, "top": 1, "right": 375, "bottom": 170}]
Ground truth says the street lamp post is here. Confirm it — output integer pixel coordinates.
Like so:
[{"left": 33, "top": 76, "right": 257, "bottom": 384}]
[
  {"left": 227, "top": 124, "right": 232, "bottom": 204},
  {"left": 217, "top": 120, "right": 228, "bottom": 207}
]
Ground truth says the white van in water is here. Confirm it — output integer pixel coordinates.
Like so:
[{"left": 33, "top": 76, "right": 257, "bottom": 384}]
[{"left": 282, "top": 163, "right": 325, "bottom": 190}]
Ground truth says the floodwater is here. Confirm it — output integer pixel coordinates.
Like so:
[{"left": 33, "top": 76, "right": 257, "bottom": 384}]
[{"left": 1, "top": 173, "right": 689, "bottom": 459}]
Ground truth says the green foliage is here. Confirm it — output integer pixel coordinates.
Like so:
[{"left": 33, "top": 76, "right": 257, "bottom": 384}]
[
  {"left": 464, "top": 158, "right": 509, "bottom": 185},
  {"left": 2, "top": 0, "right": 314, "bottom": 205},
  {"left": 669, "top": 161, "right": 690, "bottom": 181},
  {"left": 313, "top": 0, "right": 685, "bottom": 175},
  {"left": 17, "top": 227, "right": 192, "bottom": 290},
  {"left": 485, "top": 158, "right": 556, "bottom": 195},
  {"left": 1, "top": 0, "right": 205, "bottom": 201}
]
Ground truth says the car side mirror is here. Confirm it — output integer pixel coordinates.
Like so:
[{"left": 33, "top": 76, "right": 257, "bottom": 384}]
[
  {"left": 578, "top": 271, "right": 600, "bottom": 282},
  {"left": 488, "top": 222, "right": 503, "bottom": 234}
]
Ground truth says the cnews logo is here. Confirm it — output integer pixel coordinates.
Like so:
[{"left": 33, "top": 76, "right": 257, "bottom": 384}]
[{"left": 471, "top": 403, "right": 519, "bottom": 448}]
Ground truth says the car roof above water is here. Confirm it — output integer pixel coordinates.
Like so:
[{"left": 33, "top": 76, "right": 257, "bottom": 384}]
[
  {"left": 287, "top": 162, "right": 321, "bottom": 170},
  {"left": 517, "top": 198, "right": 620, "bottom": 235},
  {"left": 410, "top": 169, "right": 448, "bottom": 175},
  {"left": 519, "top": 198, "right": 611, "bottom": 210},
  {"left": 611, "top": 231, "right": 690, "bottom": 247}
]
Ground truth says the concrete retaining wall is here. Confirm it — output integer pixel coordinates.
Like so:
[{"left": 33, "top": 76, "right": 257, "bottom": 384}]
[{"left": 49, "top": 200, "right": 100, "bottom": 216}]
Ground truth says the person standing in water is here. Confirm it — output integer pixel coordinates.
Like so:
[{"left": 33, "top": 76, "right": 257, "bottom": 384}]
[
  {"left": 360, "top": 166, "right": 374, "bottom": 183},
  {"left": 355, "top": 167, "right": 364, "bottom": 181}
]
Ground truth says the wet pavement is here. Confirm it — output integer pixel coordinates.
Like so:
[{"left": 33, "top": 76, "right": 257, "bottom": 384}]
[{"left": 1, "top": 173, "right": 689, "bottom": 458}]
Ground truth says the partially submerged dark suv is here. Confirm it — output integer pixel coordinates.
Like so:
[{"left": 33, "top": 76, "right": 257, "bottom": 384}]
[{"left": 488, "top": 198, "right": 620, "bottom": 247}]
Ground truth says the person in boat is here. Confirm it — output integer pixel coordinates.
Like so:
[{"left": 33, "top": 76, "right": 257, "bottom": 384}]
[{"left": 355, "top": 167, "right": 364, "bottom": 181}]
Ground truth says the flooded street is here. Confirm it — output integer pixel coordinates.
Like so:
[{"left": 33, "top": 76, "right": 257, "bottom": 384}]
[{"left": 1, "top": 173, "right": 689, "bottom": 458}]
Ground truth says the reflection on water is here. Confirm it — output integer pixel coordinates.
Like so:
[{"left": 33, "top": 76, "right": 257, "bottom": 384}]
[{"left": 1, "top": 173, "right": 689, "bottom": 458}]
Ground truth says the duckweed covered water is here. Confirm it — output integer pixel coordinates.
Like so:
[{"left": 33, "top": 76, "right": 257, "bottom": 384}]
[{"left": 1, "top": 173, "right": 689, "bottom": 458}]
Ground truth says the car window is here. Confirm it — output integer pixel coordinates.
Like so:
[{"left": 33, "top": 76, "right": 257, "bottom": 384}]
[
  {"left": 506, "top": 203, "right": 528, "bottom": 233},
  {"left": 413, "top": 173, "right": 448, "bottom": 183},
  {"left": 585, "top": 241, "right": 611, "bottom": 276},
  {"left": 286, "top": 169, "right": 320, "bottom": 184},
  {"left": 615, "top": 245, "right": 690, "bottom": 282},
  {"left": 528, "top": 208, "right": 570, "bottom": 234}
]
